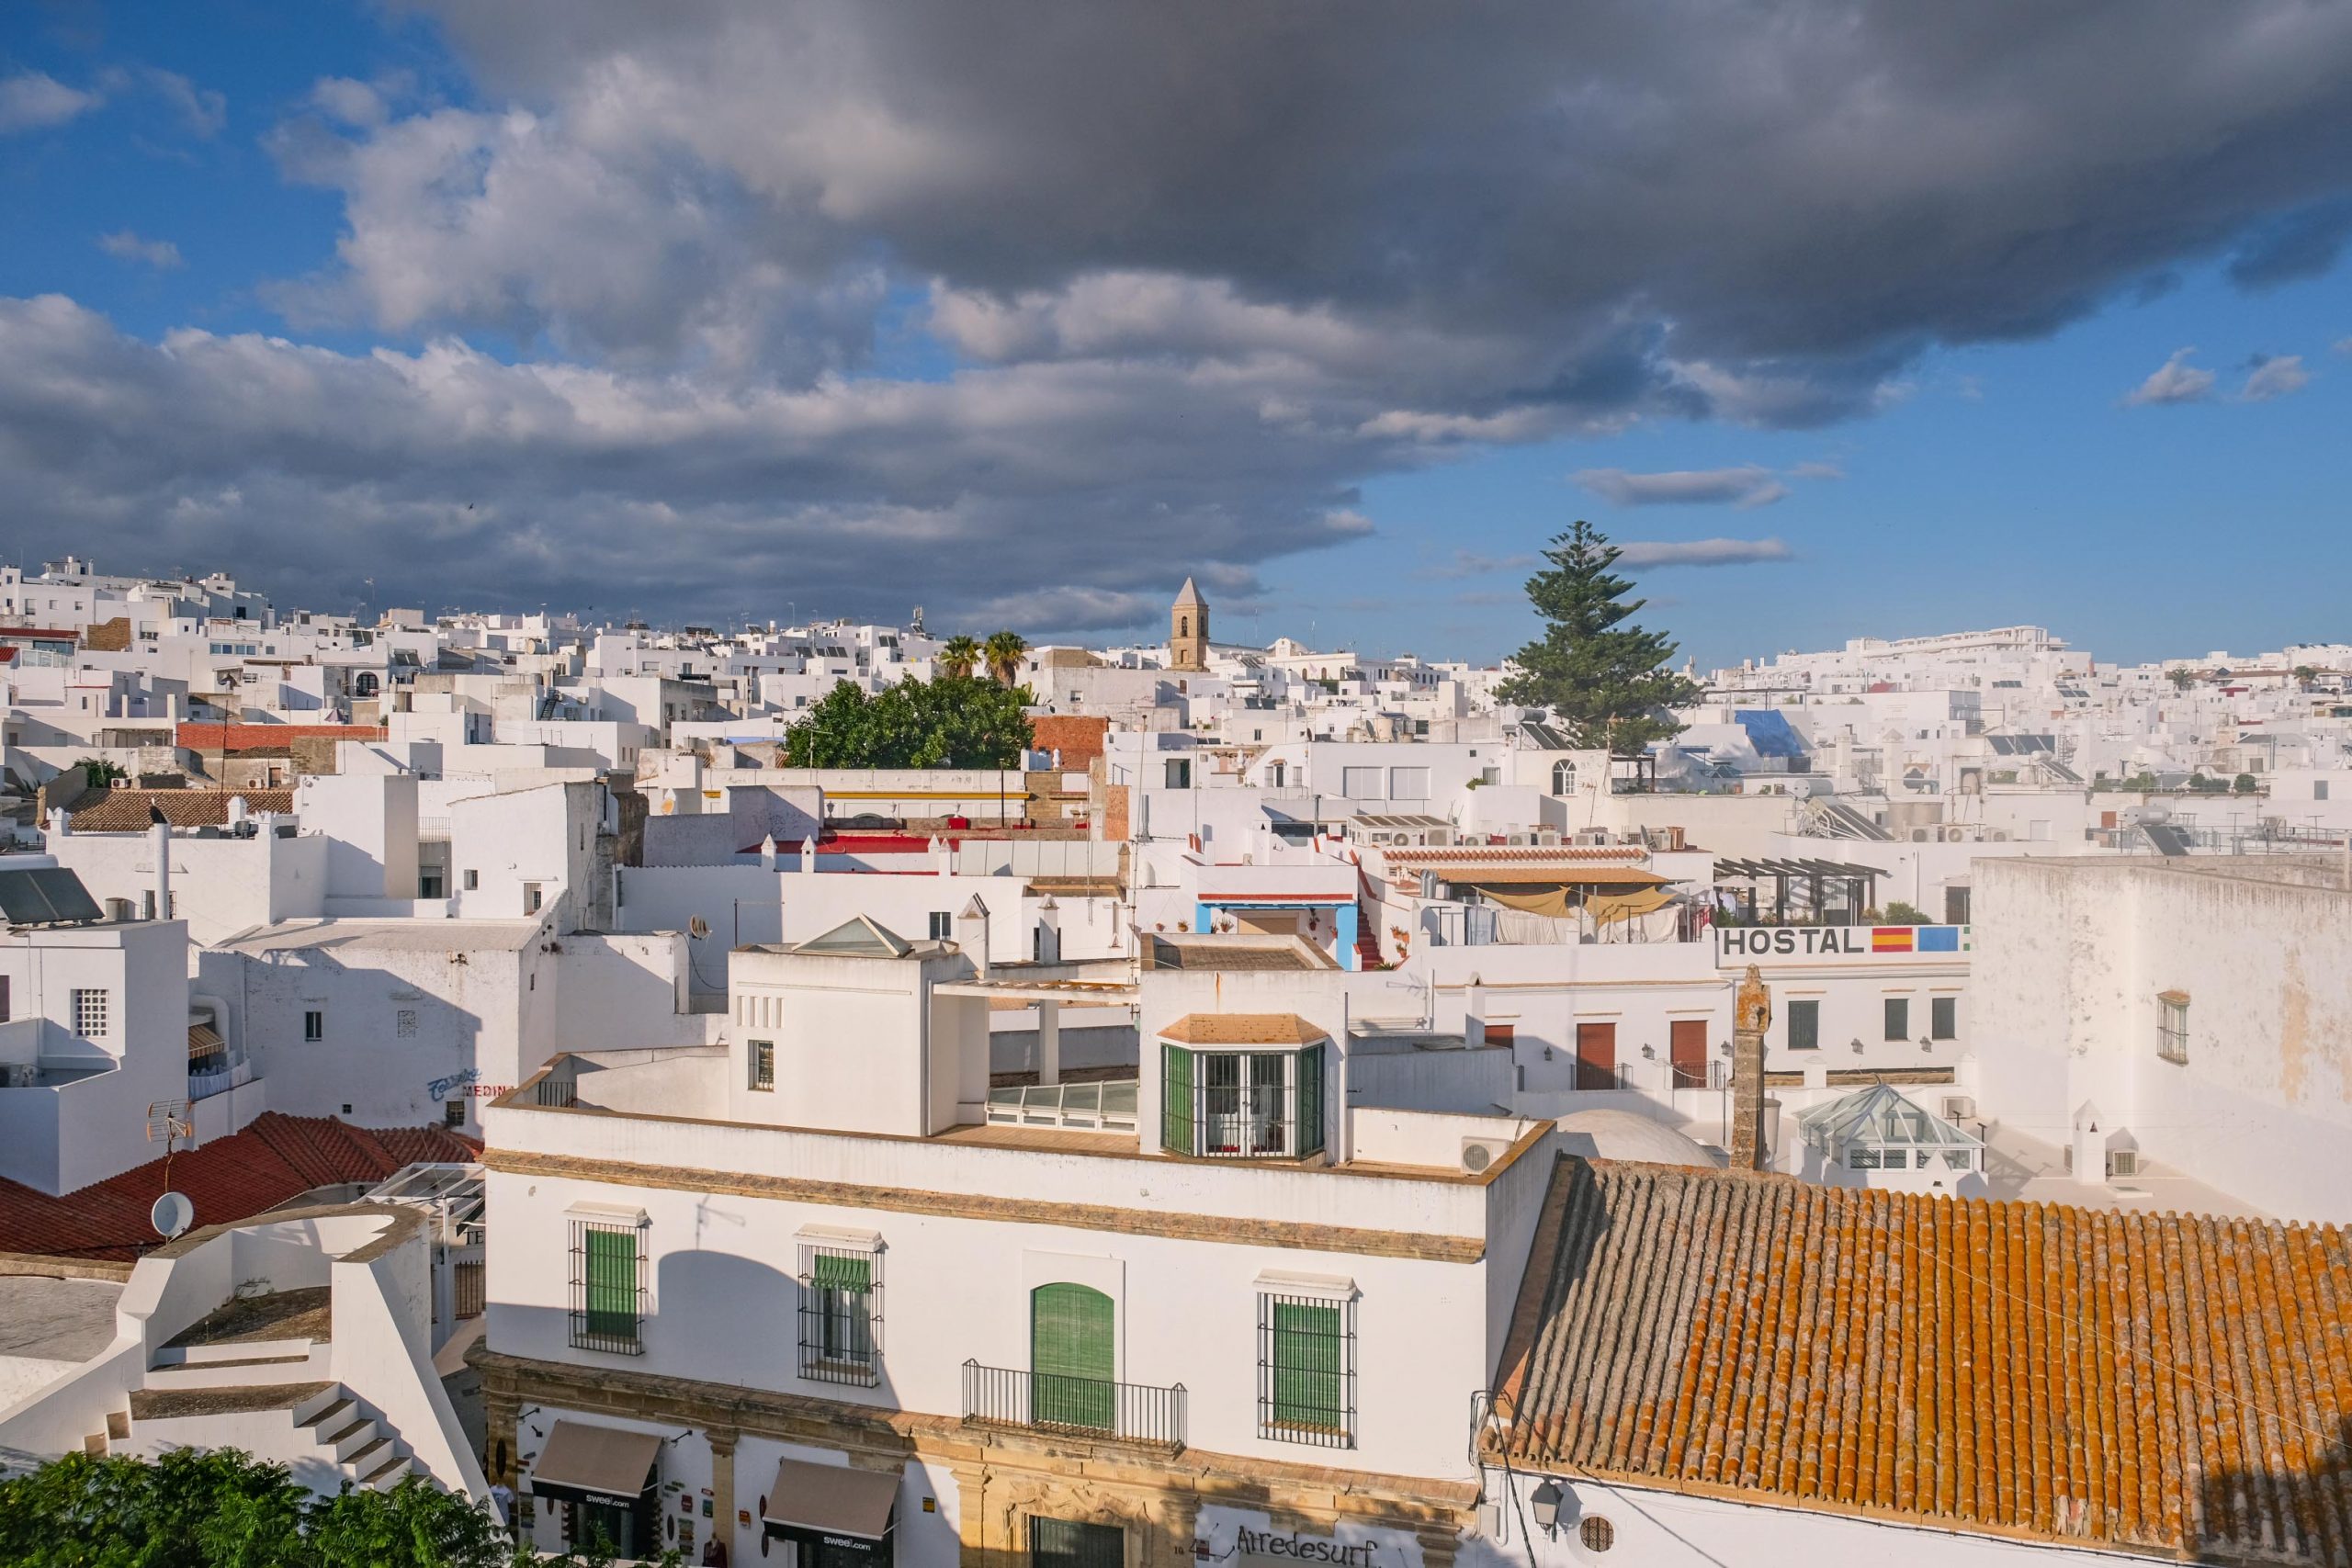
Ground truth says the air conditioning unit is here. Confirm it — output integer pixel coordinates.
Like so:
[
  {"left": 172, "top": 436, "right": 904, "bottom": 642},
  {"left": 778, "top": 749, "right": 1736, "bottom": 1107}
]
[
  {"left": 1988, "top": 829, "right": 2010, "bottom": 841},
  {"left": 2107, "top": 1150, "right": 2139, "bottom": 1179},
  {"left": 1910, "top": 828, "right": 1932, "bottom": 842},
  {"left": 1460, "top": 1136, "right": 1511, "bottom": 1176},
  {"left": 1943, "top": 827, "right": 1965, "bottom": 842},
  {"left": 1940, "top": 1094, "right": 1976, "bottom": 1122}
]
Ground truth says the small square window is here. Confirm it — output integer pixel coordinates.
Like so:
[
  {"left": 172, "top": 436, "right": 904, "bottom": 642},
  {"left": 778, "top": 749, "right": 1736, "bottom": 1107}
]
[
  {"left": 444, "top": 1100, "right": 466, "bottom": 1128},
  {"left": 464, "top": 869, "right": 480, "bottom": 890},
  {"left": 1883, "top": 998, "right": 1909, "bottom": 1042},
  {"left": 749, "top": 1039, "right": 775, "bottom": 1091},
  {"left": 396, "top": 1009, "right": 419, "bottom": 1039},
  {"left": 2157, "top": 994, "right": 2189, "bottom": 1064},
  {"left": 72, "top": 987, "right": 108, "bottom": 1040},
  {"left": 1930, "top": 996, "right": 1958, "bottom": 1041},
  {"left": 1787, "top": 998, "right": 1819, "bottom": 1051},
  {"left": 303, "top": 1010, "right": 324, "bottom": 1043},
  {"left": 928, "top": 910, "right": 953, "bottom": 941}
]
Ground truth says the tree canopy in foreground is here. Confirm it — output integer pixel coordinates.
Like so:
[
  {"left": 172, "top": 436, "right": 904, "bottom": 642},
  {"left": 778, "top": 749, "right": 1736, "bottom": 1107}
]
[
  {"left": 0, "top": 1448, "right": 673, "bottom": 1568},
  {"left": 1494, "top": 520, "right": 1700, "bottom": 754},
  {"left": 783, "top": 673, "right": 1035, "bottom": 768}
]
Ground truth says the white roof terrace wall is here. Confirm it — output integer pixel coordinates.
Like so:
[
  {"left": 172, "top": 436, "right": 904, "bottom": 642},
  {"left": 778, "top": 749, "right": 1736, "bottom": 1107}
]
[
  {"left": 479, "top": 1094, "right": 1554, "bottom": 1482},
  {"left": 723, "top": 944, "right": 981, "bottom": 1137},
  {"left": 44, "top": 829, "right": 331, "bottom": 945}
]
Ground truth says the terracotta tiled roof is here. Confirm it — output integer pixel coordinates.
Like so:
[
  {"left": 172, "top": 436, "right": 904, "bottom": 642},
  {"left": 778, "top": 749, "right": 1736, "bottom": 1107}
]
[
  {"left": 175, "top": 723, "right": 387, "bottom": 752},
  {"left": 0, "top": 1112, "right": 480, "bottom": 1262},
  {"left": 67, "top": 788, "right": 294, "bottom": 833},
  {"left": 1157, "top": 1011, "right": 1331, "bottom": 1045},
  {"left": 1028, "top": 715, "right": 1110, "bottom": 767},
  {"left": 1493, "top": 1157, "right": 2352, "bottom": 1562}
]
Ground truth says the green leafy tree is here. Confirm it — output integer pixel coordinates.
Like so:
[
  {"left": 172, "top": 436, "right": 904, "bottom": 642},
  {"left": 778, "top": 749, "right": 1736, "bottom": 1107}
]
[
  {"left": 2292, "top": 664, "right": 2317, "bottom": 692},
  {"left": 1883, "top": 900, "right": 1933, "bottom": 925},
  {"left": 0, "top": 1448, "right": 657, "bottom": 1568},
  {"left": 1494, "top": 521, "right": 1701, "bottom": 753},
  {"left": 2233, "top": 773, "right": 2258, "bottom": 795},
  {"left": 982, "top": 629, "right": 1030, "bottom": 686},
  {"left": 784, "top": 676, "right": 1034, "bottom": 769},
  {"left": 72, "top": 756, "right": 128, "bottom": 786},
  {"left": 936, "top": 635, "right": 981, "bottom": 681}
]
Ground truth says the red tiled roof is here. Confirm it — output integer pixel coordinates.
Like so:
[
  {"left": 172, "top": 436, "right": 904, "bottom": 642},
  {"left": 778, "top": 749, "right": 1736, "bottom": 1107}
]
[
  {"left": 1029, "top": 715, "right": 1109, "bottom": 767},
  {"left": 0, "top": 1112, "right": 480, "bottom": 1262},
  {"left": 1494, "top": 1156, "right": 2352, "bottom": 1562},
  {"left": 68, "top": 788, "right": 294, "bottom": 833},
  {"left": 175, "top": 723, "right": 387, "bottom": 752}
]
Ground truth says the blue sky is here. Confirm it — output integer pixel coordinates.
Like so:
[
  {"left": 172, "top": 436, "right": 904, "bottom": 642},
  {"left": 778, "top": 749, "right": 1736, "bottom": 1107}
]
[{"left": 3, "top": 2, "right": 2349, "bottom": 668}]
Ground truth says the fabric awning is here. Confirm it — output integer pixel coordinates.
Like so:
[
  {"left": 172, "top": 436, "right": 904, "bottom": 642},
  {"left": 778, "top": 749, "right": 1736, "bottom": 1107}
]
[
  {"left": 1442, "top": 866, "right": 1671, "bottom": 888},
  {"left": 187, "top": 1023, "right": 225, "bottom": 1060},
  {"left": 1588, "top": 887, "right": 1676, "bottom": 928},
  {"left": 762, "top": 1458, "right": 901, "bottom": 1542},
  {"left": 528, "top": 1419, "right": 662, "bottom": 1507}
]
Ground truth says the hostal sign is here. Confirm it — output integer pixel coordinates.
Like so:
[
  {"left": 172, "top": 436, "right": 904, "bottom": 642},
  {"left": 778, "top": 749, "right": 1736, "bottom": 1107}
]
[{"left": 1716, "top": 925, "right": 1969, "bottom": 964}]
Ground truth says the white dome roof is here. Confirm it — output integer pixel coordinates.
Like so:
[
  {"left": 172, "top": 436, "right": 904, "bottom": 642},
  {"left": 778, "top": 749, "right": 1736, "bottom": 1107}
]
[{"left": 1554, "top": 1109, "right": 1724, "bottom": 1168}]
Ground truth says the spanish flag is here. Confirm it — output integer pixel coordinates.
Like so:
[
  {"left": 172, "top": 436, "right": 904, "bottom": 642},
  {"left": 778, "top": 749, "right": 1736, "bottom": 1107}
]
[{"left": 1871, "top": 927, "right": 1915, "bottom": 953}]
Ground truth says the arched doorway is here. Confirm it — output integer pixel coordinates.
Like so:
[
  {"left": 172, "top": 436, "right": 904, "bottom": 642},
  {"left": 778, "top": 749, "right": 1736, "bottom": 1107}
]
[{"left": 1031, "top": 1282, "right": 1114, "bottom": 1430}]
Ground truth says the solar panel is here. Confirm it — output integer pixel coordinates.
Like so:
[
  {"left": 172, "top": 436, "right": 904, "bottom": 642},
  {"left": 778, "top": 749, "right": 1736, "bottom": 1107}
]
[
  {"left": 0, "top": 865, "right": 105, "bottom": 924},
  {"left": 27, "top": 867, "right": 104, "bottom": 923}
]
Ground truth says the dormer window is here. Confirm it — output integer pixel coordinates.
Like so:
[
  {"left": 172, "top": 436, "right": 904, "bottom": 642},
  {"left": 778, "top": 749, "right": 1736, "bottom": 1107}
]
[{"left": 1159, "top": 1015, "right": 1329, "bottom": 1159}]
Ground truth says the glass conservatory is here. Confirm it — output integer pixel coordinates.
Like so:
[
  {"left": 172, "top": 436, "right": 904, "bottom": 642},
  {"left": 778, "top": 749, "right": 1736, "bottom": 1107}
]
[{"left": 1795, "top": 1082, "right": 1983, "bottom": 1174}]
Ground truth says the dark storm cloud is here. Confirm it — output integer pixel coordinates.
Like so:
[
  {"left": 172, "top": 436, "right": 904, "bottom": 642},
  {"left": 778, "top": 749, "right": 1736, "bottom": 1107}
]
[{"left": 6, "top": 1, "right": 2352, "bottom": 627}]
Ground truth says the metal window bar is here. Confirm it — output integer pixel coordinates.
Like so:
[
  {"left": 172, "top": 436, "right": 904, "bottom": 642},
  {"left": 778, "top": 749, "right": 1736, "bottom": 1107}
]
[
  {"left": 798, "top": 1246, "right": 880, "bottom": 1386},
  {"left": 1258, "top": 1292, "right": 1354, "bottom": 1448},
  {"left": 1168, "top": 1048, "right": 1322, "bottom": 1158},
  {"left": 568, "top": 1218, "right": 646, "bottom": 1354},
  {"left": 2157, "top": 1011, "right": 2189, "bottom": 1065},
  {"left": 960, "top": 1359, "right": 1187, "bottom": 1449}
]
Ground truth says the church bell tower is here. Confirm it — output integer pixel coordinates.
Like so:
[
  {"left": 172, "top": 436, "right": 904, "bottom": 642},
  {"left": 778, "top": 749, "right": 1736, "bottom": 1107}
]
[{"left": 1170, "top": 577, "right": 1209, "bottom": 671}]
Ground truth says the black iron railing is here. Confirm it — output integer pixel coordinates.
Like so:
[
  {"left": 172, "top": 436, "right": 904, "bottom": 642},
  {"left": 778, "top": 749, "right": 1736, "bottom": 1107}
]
[{"left": 961, "top": 1360, "right": 1185, "bottom": 1449}]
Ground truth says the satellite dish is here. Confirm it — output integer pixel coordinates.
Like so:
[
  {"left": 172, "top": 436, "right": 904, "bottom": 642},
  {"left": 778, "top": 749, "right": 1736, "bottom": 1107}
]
[
  {"left": 152, "top": 1191, "right": 194, "bottom": 1240},
  {"left": 688, "top": 916, "right": 710, "bottom": 940}
]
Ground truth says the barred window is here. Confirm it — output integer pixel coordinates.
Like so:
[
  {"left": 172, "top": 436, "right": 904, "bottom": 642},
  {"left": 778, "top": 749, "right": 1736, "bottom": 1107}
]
[
  {"left": 1258, "top": 1291, "right": 1353, "bottom": 1447},
  {"left": 748, "top": 1039, "right": 775, "bottom": 1091},
  {"left": 2157, "top": 993, "right": 2189, "bottom": 1064},
  {"left": 799, "top": 1244, "right": 880, "bottom": 1385},
  {"left": 569, "top": 1217, "right": 646, "bottom": 1354},
  {"left": 72, "top": 987, "right": 108, "bottom": 1040}
]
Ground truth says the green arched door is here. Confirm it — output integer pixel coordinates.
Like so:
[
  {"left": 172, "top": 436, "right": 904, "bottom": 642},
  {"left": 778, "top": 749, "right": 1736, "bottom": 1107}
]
[{"left": 1031, "top": 1282, "right": 1114, "bottom": 1431}]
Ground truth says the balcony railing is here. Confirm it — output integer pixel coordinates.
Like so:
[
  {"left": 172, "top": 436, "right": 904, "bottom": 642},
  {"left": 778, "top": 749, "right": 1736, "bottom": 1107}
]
[
  {"left": 961, "top": 1359, "right": 1186, "bottom": 1450},
  {"left": 188, "top": 1057, "right": 255, "bottom": 1101},
  {"left": 985, "top": 1079, "right": 1138, "bottom": 1133}
]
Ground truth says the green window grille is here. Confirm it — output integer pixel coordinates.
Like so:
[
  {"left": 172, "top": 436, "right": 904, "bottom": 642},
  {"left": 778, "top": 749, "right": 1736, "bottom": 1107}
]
[
  {"left": 1030, "top": 1283, "right": 1115, "bottom": 1431},
  {"left": 571, "top": 1220, "right": 644, "bottom": 1354},
  {"left": 1295, "top": 1044, "right": 1325, "bottom": 1156},
  {"left": 1883, "top": 998, "right": 1908, "bottom": 1041},
  {"left": 1160, "top": 1044, "right": 1193, "bottom": 1155},
  {"left": 1030, "top": 1517, "right": 1125, "bottom": 1568},
  {"left": 799, "top": 1246, "right": 879, "bottom": 1384},
  {"left": 1260, "top": 1292, "right": 1352, "bottom": 1447}
]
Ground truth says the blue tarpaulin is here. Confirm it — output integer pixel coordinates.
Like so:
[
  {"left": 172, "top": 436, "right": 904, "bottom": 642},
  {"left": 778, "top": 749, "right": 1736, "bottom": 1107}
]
[{"left": 1734, "top": 709, "right": 1807, "bottom": 760}]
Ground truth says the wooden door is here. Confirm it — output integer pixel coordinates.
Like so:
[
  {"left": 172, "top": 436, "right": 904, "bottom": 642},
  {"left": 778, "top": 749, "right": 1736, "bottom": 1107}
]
[
  {"left": 1669, "top": 1019, "right": 1708, "bottom": 1089},
  {"left": 1575, "top": 1021, "right": 1617, "bottom": 1090}
]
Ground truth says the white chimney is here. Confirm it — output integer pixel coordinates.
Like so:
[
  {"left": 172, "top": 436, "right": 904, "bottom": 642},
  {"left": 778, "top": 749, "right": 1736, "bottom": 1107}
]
[
  {"left": 148, "top": 819, "right": 171, "bottom": 921},
  {"left": 759, "top": 832, "right": 777, "bottom": 870},
  {"left": 799, "top": 836, "right": 816, "bottom": 874},
  {"left": 956, "top": 895, "right": 991, "bottom": 978}
]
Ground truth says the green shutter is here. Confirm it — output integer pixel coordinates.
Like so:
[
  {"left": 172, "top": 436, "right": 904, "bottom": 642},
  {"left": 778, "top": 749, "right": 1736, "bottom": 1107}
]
[
  {"left": 1272, "top": 1301, "right": 1343, "bottom": 1431},
  {"left": 1161, "top": 1044, "right": 1193, "bottom": 1155},
  {"left": 1031, "top": 1283, "right": 1114, "bottom": 1430},
  {"left": 584, "top": 1227, "right": 637, "bottom": 1337},
  {"left": 810, "top": 1252, "right": 870, "bottom": 1292},
  {"left": 1295, "top": 1043, "right": 1325, "bottom": 1156}
]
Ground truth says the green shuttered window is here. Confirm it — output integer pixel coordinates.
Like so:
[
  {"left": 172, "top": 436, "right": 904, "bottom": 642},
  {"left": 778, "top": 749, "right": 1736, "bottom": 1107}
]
[
  {"left": 800, "top": 1245, "right": 879, "bottom": 1384},
  {"left": 1031, "top": 1282, "right": 1115, "bottom": 1430},
  {"left": 571, "top": 1219, "right": 644, "bottom": 1354},
  {"left": 1160, "top": 1044, "right": 1193, "bottom": 1154},
  {"left": 1259, "top": 1292, "right": 1352, "bottom": 1446}
]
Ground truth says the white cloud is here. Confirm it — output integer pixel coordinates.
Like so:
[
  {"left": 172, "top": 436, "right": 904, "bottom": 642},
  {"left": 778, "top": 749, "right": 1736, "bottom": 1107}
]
[
  {"left": 1575, "top": 466, "right": 1791, "bottom": 509},
  {"left": 2124, "top": 347, "right": 2215, "bottom": 406},
  {"left": 1614, "top": 537, "right": 1793, "bottom": 569},
  {"left": 0, "top": 73, "right": 99, "bottom": 134},
  {"left": 2241, "top": 354, "right": 2312, "bottom": 401},
  {"left": 97, "top": 231, "right": 185, "bottom": 270},
  {"left": 141, "top": 69, "right": 226, "bottom": 138}
]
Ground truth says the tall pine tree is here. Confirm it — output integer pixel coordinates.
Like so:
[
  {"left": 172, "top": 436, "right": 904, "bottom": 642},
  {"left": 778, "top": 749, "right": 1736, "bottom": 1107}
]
[{"left": 1495, "top": 521, "right": 1700, "bottom": 753}]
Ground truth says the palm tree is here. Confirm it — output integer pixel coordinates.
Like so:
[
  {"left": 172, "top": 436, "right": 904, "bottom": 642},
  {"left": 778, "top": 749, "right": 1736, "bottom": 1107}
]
[
  {"left": 938, "top": 635, "right": 981, "bottom": 681},
  {"left": 983, "top": 629, "right": 1030, "bottom": 686}
]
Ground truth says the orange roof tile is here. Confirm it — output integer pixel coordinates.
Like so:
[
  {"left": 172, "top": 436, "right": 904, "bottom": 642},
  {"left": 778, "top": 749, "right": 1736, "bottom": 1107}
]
[
  {"left": 175, "top": 723, "right": 386, "bottom": 752},
  {"left": 1492, "top": 1157, "right": 2352, "bottom": 1562},
  {"left": 68, "top": 789, "right": 293, "bottom": 833},
  {"left": 1157, "top": 1012, "right": 1330, "bottom": 1045}
]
